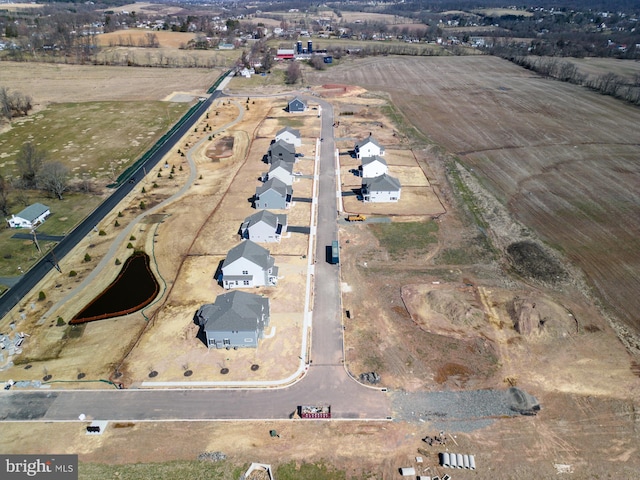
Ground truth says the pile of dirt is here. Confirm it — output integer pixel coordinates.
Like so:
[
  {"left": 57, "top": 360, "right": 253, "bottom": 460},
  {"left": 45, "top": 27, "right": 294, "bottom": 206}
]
[
  {"left": 507, "top": 295, "right": 577, "bottom": 339},
  {"left": 425, "top": 289, "right": 484, "bottom": 330},
  {"left": 508, "top": 387, "right": 541, "bottom": 415},
  {"left": 506, "top": 240, "right": 568, "bottom": 284}
]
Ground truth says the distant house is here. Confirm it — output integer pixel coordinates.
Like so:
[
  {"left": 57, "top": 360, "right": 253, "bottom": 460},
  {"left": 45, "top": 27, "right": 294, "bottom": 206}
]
[
  {"left": 255, "top": 178, "right": 292, "bottom": 210},
  {"left": 7, "top": 203, "right": 51, "bottom": 229},
  {"left": 264, "top": 160, "right": 294, "bottom": 185},
  {"left": 240, "top": 210, "right": 287, "bottom": 243},
  {"left": 195, "top": 291, "right": 270, "bottom": 349},
  {"left": 287, "top": 97, "right": 307, "bottom": 113},
  {"left": 218, "top": 43, "right": 235, "bottom": 50},
  {"left": 268, "top": 139, "right": 296, "bottom": 164},
  {"left": 354, "top": 135, "right": 385, "bottom": 159},
  {"left": 275, "top": 126, "right": 301, "bottom": 147},
  {"left": 360, "top": 155, "right": 388, "bottom": 178},
  {"left": 239, "top": 67, "right": 255, "bottom": 78},
  {"left": 362, "top": 173, "right": 401, "bottom": 203},
  {"left": 221, "top": 240, "right": 279, "bottom": 289}
]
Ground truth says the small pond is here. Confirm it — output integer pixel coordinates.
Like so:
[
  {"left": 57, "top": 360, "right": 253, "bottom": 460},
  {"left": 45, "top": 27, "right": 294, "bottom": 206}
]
[{"left": 70, "top": 252, "right": 159, "bottom": 324}]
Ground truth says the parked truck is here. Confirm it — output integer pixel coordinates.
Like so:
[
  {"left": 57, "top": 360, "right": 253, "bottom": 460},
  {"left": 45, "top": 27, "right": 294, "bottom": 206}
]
[
  {"left": 330, "top": 240, "right": 339, "bottom": 264},
  {"left": 298, "top": 405, "right": 331, "bottom": 419},
  {"left": 346, "top": 214, "right": 366, "bottom": 222}
]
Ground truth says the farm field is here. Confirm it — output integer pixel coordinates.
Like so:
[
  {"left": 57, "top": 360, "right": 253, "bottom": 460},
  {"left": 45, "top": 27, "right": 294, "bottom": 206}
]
[
  {"left": 307, "top": 55, "right": 640, "bottom": 346},
  {"left": 0, "top": 62, "right": 223, "bottom": 105}
]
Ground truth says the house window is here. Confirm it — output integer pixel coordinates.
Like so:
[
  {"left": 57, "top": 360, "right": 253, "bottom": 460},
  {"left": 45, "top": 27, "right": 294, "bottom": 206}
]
[
  {"left": 243, "top": 280, "right": 250, "bottom": 285},
  {"left": 242, "top": 270, "right": 248, "bottom": 275}
]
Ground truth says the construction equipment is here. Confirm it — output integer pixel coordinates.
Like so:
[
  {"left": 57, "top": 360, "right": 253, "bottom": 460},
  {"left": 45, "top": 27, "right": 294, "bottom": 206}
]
[{"left": 346, "top": 214, "right": 366, "bottom": 222}]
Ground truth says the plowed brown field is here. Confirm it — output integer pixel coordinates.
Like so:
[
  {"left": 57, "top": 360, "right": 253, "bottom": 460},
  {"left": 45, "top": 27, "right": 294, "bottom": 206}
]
[{"left": 308, "top": 56, "right": 640, "bottom": 341}]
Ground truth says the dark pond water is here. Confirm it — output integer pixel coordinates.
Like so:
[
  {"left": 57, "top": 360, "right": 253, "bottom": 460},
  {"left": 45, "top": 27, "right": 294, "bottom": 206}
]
[{"left": 70, "top": 252, "right": 159, "bottom": 324}]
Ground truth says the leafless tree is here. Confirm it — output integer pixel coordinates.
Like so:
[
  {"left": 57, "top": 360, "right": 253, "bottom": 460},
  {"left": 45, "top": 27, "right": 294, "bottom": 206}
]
[
  {"left": 0, "top": 174, "right": 9, "bottom": 216},
  {"left": 0, "top": 87, "right": 11, "bottom": 120},
  {"left": 0, "top": 87, "right": 33, "bottom": 120},
  {"left": 10, "top": 91, "right": 32, "bottom": 115},
  {"left": 285, "top": 61, "right": 302, "bottom": 85},
  {"left": 37, "top": 161, "right": 70, "bottom": 200},
  {"left": 309, "top": 55, "right": 326, "bottom": 70},
  {"left": 17, "top": 142, "right": 46, "bottom": 188}
]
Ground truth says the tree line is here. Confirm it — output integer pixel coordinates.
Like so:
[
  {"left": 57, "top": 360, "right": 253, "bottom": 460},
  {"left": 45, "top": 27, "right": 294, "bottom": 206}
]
[{"left": 496, "top": 54, "right": 640, "bottom": 106}]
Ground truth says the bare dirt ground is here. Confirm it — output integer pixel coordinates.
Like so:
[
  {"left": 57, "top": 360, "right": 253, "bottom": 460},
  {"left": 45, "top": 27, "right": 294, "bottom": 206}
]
[{"left": 2, "top": 57, "right": 640, "bottom": 478}]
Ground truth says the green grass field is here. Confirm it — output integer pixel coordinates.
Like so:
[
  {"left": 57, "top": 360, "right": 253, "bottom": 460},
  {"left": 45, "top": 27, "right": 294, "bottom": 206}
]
[
  {"left": 0, "top": 100, "right": 189, "bottom": 280},
  {"left": 369, "top": 221, "right": 438, "bottom": 259}
]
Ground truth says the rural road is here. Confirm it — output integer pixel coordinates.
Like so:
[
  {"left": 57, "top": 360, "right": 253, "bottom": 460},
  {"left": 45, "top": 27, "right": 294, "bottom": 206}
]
[{"left": 0, "top": 90, "right": 393, "bottom": 421}]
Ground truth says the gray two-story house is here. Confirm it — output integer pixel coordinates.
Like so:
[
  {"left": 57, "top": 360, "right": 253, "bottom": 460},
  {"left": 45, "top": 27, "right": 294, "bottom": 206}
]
[
  {"left": 255, "top": 177, "right": 292, "bottom": 210},
  {"left": 195, "top": 291, "right": 270, "bottom": 349},
  {"left": 263, "top": 160, "right": 294, "bottom": 185},
  {"left": 268, "top": 139, "right": 296, "bottom": 164},
  {"left": 221, "top": 240, "right": 279, "bottom": 289},
  {"left": 362, "top": 173, "right": 402, "bottom": 203},
  {"left": 240, "top": 210, "right": 287, "bottom": 243}
]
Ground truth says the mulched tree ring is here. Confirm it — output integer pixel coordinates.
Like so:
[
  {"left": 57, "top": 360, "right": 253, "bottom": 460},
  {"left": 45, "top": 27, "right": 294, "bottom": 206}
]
[
  {"left": 251, "top": 364, "right": 260, "bottom": 371},
  {"left": 183, "top": 370, "right": 193, "bottom": 377},
  {"left": 220, "top": 368, "right": 229, "bottom": 375},
  {"left": 148, "top": 370, "right": 158, "bottom": 378},
  {"left": 113, "top": 371, "right": 123, "bottom": 379},
  {"left": 24, "top": 364, "right": 32, "bottom": 370},
  {"left": 43, "top": 375, "right": 52, "bottom": 382},
  {"left": 77, "top": 373, "right": 86, "bottom": 380}
]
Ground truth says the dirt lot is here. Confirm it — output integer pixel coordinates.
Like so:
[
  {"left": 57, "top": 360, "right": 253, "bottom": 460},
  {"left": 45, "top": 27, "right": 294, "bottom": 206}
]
[{"left": 1, "top": 57, "right": 640, "bottom": 478}]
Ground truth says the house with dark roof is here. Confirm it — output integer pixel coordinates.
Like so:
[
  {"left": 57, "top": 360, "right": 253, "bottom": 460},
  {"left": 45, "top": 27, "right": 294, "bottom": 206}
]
[
  {"left": 263, "top": 160, "right": 294, "bottom": 185},
  {"left": 6, "top": 203, "right": 51, "bottom": 229},
  {"left": 268, "top": 139, "right": 296, "bottom": 164},
  {"left": 221, "top": 240, "right": 279, "bottom": 289},
  {"left": 362, "top": 173, "right": 401, "bottom": 203},
  {"left": 195, "top": 291, "right": 270, "bottom": 349},
  {"left": 287, "top": 97, "right": 307, "bottom": 113},
  {"left": 275, "top": 126, "right": 302, "bottom": 147},
  {"left": 255, "top": 177, "right": 292, "bottom": 210},
  {"left": 354, "top": 135, "right": 385, "bottom": 160},
  {"left": 240, "top": 210, "right": 287, "bottom": 243},
  {"left": 360, "top": 155, "right": 388, "bottom": 178}
]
